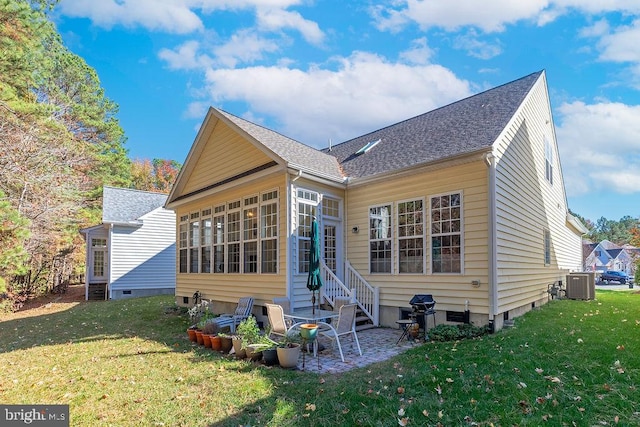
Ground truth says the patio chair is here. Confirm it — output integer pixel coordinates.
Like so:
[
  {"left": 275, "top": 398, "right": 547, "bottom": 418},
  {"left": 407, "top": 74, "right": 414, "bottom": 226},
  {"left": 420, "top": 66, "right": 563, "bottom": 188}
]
[
  {"left": 272, "top": 296, "right": 294, "bottom": 327},
  {"left": 319, "top": 303, "right": 362, "bottom": 362},
  {"left": 210, "top": 296, "right": 254, "bottom": 333},
  {"left": 265, "top": 303, "right": 289, "bottom": 340}
]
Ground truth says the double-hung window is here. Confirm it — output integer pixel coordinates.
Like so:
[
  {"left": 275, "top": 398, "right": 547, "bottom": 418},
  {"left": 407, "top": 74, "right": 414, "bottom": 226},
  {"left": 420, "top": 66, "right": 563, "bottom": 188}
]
[
  {"left": 431, "top": 193, "right": 461, "bottom": 273},
  {"left": 369, "top": 205, "right": 392, "bottom": 273},
  {"left": 227, "top": 201, "right": 241, "bottom": 273},
  {"left": 200, "top": 209, "right": 212, "bottom": 273},
  {"left": 213, "top": 205, "right": 225, "bottom": 273},
  {"left": 261, "top": 191, "right": 278, "bottom": 273},
  {"left": 544, "top": 136, "right": 554, "bottom": 185},
  {"left": 178, "top": 215, "right": 188, "bottom": 273},
  {"left": 243, "top": 196, "right": 258, "bottom": 274},
  {"left": 189, "top": 212, "right": 200, "bottom": 273},
  {"left": 543, "top": 228, "right": 551, "bottom": 265},
  {"left": 297, "top": 190, "right": 318, "bottom": 274},
  {"left": 398, "top": 199, "right": 424, "bottom": 273}
]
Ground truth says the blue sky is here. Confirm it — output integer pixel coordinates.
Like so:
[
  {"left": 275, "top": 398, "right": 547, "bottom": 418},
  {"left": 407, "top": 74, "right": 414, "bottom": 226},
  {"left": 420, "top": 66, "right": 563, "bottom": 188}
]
[{"left": 52, "top": 1, "right": 640, "bottom": 224}]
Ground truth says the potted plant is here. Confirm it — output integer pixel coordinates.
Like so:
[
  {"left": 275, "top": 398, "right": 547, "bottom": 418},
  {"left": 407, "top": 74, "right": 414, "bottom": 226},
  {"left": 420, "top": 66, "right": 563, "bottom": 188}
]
[
  {"left": 218, "top": 332, "right": 233, "bottom": 353},
  {"left": 257, "top": 335, "right": 279, "bottom": 366},
  {"left": 236, "top": 317, "right": 262, "bottom": 360},
  {"left": 196, "top": 308, "right": 217, "bottom": 346},
  {"left": 276, "top": 330, "right": 302, "bottom": 369},
  {"left": 203, "top": 321, "right": 222, "bottom": 351}
]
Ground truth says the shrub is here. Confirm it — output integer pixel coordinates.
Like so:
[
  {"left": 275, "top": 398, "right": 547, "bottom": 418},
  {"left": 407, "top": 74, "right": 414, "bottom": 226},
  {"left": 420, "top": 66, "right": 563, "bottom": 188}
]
[{"left": 428, "top": 323, "right": 490, "bottom": 342}]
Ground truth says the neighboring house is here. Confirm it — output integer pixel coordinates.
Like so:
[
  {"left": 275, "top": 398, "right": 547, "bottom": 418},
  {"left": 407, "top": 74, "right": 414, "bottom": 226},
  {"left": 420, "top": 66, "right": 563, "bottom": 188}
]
[
  {"left": 584, "top": 240, "right": 634, "bottom": 276},
  {"left": 165, "top": 70, "right": 586, "bottom": 331},
  {"left": 81, "top": 186, "right": 176, "bottom": 300}
]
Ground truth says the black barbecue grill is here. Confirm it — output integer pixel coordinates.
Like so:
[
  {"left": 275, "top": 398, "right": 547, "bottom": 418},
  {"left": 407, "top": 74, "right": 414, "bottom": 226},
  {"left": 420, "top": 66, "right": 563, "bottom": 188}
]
[
  {"left": 409, "top": 294, "right": 437, "bottom": 339},
  {"left": 410, "top": 294, "right": 436, "bottom": 313}
]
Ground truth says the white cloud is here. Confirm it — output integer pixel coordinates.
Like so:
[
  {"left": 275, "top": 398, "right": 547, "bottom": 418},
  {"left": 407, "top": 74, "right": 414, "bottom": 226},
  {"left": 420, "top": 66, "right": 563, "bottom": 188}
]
[
  {"left": 158, "top": 41, "right": 214, "bottom": 70},
  {"left": 453, "top": 30, "right": 502, "bottom": 59},
  {"left": 596, "top": 19, "right": 640, "bottom": 63},
  {"left": 201, "top": 52, "right": 471, "bottom": 147},
  {"left": 371, "top": 0, "right": 640, "bottom": 34},
  {"left": 399, "top": 37, "right": 434, "bottom": 65},
  {"left": 256, "top": 9, "right": 325, "bottom": 45},
  {"left": 214, "top": 30, "right": 281, "bottom": 67},
  {"left": 556, "top": 101, "right": 640, "bottom": 196},
  {"left": 58, "top": 0, "right": 204, "bottom": 33},
  {"left": 372, "top": 0, "right": 549, "bottom": 33}
]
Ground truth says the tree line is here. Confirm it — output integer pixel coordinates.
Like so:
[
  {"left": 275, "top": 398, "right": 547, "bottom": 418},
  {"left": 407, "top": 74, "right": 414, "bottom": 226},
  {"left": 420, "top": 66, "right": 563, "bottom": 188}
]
[{"left": 0, "top": 0, "right": 179, "bottom": 311}]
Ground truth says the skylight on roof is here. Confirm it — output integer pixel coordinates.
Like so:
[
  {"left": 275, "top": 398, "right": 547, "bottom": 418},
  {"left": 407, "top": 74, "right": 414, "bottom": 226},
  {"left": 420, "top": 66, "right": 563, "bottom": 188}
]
[{"left": 356, "top": 138, "right": 381, "bottom": 155}]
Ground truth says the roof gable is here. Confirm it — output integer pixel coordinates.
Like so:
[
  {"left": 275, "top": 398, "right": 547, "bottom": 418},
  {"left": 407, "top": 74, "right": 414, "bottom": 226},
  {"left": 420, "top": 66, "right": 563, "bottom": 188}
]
[
  {"left": 323, "top": 71, "right": 543, "bottom": 179},
  {"left": 102, "top": 186, "right": 168, "bottom": 223},
  {"left": 215, "top": 109, "right": 344, "bottom": 181}
]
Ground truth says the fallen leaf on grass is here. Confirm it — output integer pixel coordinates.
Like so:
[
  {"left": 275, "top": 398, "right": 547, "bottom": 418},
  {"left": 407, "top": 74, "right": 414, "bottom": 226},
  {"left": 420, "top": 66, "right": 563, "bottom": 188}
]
[
  {"left": 398, "top": 417, "right": 409, "bottom": 426},
  {"left": 305, "top": 403, "right": 316, "bottom": 411},
  {"left": 616, "top": 345, "right": 625, "bottom": 350},
  {"left": 398, "top": 408, "right": 405, "bottom": 416}
]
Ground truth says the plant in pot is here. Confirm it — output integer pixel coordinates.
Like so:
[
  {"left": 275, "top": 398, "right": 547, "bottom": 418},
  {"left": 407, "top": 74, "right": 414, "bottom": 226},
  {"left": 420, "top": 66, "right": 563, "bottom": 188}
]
[
  {"left": 196, "top": 308, "right": 217, "bottom": 346},
  {"left": 236, "top": 316, "right": 262, "bottom": 361},
  {"left": 218, "top": 332, "right": 233, "bottom": 354},
  {"left": 203, "top": 320, "right": 222, "bottom": 351},
  {"left": 276, "top": 329, "right": 302, "bottom": 369}
]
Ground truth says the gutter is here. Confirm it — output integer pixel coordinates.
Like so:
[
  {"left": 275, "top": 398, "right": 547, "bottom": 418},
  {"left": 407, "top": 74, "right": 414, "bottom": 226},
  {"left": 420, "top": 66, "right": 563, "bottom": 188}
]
[{"left": 485, "top": 152, "right": 498, "bottom": 330}]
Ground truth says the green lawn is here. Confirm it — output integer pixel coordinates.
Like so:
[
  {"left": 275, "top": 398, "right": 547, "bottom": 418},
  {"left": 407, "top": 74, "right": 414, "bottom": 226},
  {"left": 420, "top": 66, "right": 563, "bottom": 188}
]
[{"left": 1, "top": 290, "right": 639, "bottom": 426}]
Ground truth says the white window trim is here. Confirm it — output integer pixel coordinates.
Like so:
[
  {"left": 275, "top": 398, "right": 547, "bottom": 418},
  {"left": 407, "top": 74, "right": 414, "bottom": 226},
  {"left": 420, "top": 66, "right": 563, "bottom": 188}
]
[
  {"left": 429, "top": 190, "right": 464, "bottom": 275},
  {"left": 396, "top": 197, "right": 426, "bottom": 275},
  {"left": 368, "top": 202, "right": 394, "bottom": 275},
  {"left": 295, "top": 188, "right": 320, "bottom": 275}
]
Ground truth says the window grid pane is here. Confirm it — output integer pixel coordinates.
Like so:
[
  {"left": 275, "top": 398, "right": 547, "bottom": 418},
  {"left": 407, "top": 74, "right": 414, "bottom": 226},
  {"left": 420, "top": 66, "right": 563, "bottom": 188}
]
[
  {"left": 398, "top": 199, "right": 424, "bottom": 273},
  {"left": 369, "top": 205, "right": 392, "bottom": 273},
  {"left": 431, "top": 193, "right": 462, "bottom": 273},
  {"left": 297, "top": 202, "right": 316, "bottom": 273}
]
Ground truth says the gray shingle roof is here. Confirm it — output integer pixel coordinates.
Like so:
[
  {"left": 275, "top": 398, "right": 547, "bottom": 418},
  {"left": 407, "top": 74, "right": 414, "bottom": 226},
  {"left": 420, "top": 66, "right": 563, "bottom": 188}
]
[
  {"left": 323, "top": 71, "right": 543, "bottom": 179},
  {"left": 102, "top": 186, "right": 168, "bottom": 223},
  {"left": 216, "top": 109, "right": 344, "bottom": 182}
]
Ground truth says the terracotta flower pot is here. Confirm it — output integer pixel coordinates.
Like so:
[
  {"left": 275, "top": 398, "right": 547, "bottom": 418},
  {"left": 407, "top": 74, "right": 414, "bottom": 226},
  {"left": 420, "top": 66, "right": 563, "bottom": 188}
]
[
  {"left": 195, "top": 330, "right": 204, "bottom": 345},
  {"left": 187, "top": 328, "right": 198, "bottom": 342},
  {"left": 210, "top": 335, "right": 222, "bottom": 351},
  {"left": 203, "top": 334, "right": 212, "bottom": 348}
]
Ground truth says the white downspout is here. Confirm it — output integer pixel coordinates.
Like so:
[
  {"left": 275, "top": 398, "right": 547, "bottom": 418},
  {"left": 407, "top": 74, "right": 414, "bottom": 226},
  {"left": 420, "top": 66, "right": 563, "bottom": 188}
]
[{"left": 485, "top": 152, "right": 498, "bottom": 330}]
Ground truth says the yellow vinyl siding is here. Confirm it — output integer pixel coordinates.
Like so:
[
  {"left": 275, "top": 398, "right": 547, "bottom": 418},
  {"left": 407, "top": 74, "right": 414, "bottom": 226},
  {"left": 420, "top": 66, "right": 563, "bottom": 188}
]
[
  {"left": 175, "top": 173, "right": 288, "bottom": 306},
  {"left": 182, "top": 120, "right": 273, "bottom": 195},
  {"left": 345, "top": 161, "right": 490, "bottom": 314},
  {"left": 494, "top": 74, "right": 580, "bottom": 315}
]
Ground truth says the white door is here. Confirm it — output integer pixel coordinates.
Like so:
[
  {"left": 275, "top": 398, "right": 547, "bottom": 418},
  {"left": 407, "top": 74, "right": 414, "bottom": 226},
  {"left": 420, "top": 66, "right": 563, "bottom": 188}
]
[
  {"left": 90, "top": 238, "right": 108, "bottom": 283},
  {"left": 323, "top": 220, "right": 343, "bottom": 280}
]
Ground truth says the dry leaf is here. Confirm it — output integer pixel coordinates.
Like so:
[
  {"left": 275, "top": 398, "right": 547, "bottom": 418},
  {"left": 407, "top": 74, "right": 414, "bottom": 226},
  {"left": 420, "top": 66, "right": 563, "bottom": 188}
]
[
  {"left": 305, "top": 403, "right": 316, "bottom": 411},
  {"left": 397, "top": 386, "right": 405, "bottom": 394},
  {"left": 446, "top": 378, "right": 453, "bottom": 383},
  {"left": 535, "top": 368, "right": 544, "bottom": 374},
  {"left": 398, "top": 408, "right": 405, "bottom": 416},
  {"left": 398, "top": 417, "right": 409, "bottom": 426},
  {"left": 435, "top": 385, "right": 442, "bottom": 395},
  {"left": 422, "top": 410, "right": 429, "bottom": 417}
]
